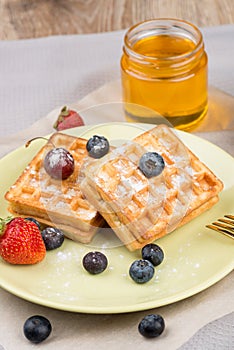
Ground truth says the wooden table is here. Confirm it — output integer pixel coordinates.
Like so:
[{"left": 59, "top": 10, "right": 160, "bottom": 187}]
[{"left": 1, "top": 0, "right": 234, "bottom": 40}]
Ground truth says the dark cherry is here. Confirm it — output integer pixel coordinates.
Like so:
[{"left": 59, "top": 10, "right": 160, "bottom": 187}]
[
  {"left": 43, "top": 147, "right": 74, "bottom": 180},
  {"left": 25, "top": 136, "right": 75, "bottom": 180}
]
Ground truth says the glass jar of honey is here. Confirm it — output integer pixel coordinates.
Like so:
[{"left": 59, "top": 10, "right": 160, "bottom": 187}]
[{"left": 121, "top": 19, "right": 208, "bottom": 131}]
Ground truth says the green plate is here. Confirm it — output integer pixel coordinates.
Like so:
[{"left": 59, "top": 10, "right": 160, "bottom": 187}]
[{"left": 0, "top": 123, "right": 233, "bottom": 314}]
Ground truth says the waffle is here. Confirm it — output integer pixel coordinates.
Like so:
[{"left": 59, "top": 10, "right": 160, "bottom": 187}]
[
  {"left": 81, "top": 125, "right": 223, "bottom": 251},
  {"left": 5, "top": 133, "right": 104, "bottom": 244}
]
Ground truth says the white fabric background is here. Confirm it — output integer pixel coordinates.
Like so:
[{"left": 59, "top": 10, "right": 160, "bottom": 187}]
[{"left": 0, "top": 25, "right": 234, "bottom": 137}]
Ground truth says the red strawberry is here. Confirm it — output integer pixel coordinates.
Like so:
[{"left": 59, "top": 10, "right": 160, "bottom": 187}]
[
  {"left": 0, "top": 217, "right": 46, "bottom": 265},
  {"left": 53, "top": 106, "right": 84, "bottom": 131}
]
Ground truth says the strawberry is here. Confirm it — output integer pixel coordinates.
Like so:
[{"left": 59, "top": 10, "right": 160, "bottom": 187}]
[
  {"left": 53, "top": 106, "right": 84, "bottom": 131},
  {"left": 0, "top": 217, "right": 46, "bottom": 265}
]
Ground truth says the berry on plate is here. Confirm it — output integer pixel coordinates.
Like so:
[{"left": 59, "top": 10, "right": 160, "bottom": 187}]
[
  {"left": 53, "top": 106, "right": 84, "bottom": 131},
  {"left": 82, "top": 251, "right": 108, "bottom": 274},
  {"left": 139, "top": 152, "right": 165, "bottom": 178},
  {"left": 23, "top": 315, "right": 52, "bottom": 343},
  {"left": 41, "top": 227, "right": 64, "bottom": 250},
  {"left": 25, "top": 217, "right": 41, "bottom": 230},
  {"left": 86, "top": 135, "right": 110, "bottom": 159},
  {"left": 138, "top": 314, "right": 165, "bottom": 338},
  {"left": 43, "top": 147, "right": 75, "bottom": 180},
  {"left": 129, "top": 259, "right": 155, "bottom": 284},
  {"left": 25, "top": 136, "right": 75, "bottom": 180},
  {"left": 0, "top": 217, "right": 46, "bottom": 265},
  {"left": 141, "top": 243, "right": 164, "bottom": 266}
]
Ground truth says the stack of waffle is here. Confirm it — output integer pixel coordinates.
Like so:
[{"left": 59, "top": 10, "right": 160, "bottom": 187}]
[
  {"left": 5, "top": 133, "right": 103, "bottom": 243},
  {"left": 80, "top": 125, "right": 223, "bottom": 250},
  {"left": 5, "top": 125, "right": 223, "bottom": 250}
]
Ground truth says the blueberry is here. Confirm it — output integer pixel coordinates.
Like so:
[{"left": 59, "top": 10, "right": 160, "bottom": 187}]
[
  {"left": 138, "top": 314, "right": 165, "bottom": 338},
  {"left": 41, "top": 227, "right": 64, "bottom": 250},
  {"left": 86, "top": 135, "right": 109, "bottom": 158},
  {"left": 23, "top": 315, "right": 52, "bottom": 344},
  {"left": 142, "top": 243, "right": 164, "bottom": 266},
  {"left": 139, "top": 152, "right": 165, "bottom": 178},
  {"left": 25, "top": 217, "right": 41, "bottom": 230},
  {"left": 129, "top": 259, "right": 155, "bottom": 284},
  {"left": 82, "top": 251, "right": 108, "bottom": 274}
]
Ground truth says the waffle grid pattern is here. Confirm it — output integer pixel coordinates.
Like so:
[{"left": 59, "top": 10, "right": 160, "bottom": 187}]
[
  {"left": 82, "top": 125, "right": 223, "bottom": 250},
  {"left": 5, "top": 133, "right": 102, "bottom": 243}
]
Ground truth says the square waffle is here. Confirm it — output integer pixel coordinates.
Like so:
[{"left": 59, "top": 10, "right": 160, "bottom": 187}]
[
  {"left": 5, "top": 133, "right": 104, "bottom": 243},
  {"left": 81, "top": 125, "right": 223, "bottom": 251}
]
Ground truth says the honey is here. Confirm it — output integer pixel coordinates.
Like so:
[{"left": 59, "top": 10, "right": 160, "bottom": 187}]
[{"left": 121, "top": 19, "right": 208, "bottom": 131}]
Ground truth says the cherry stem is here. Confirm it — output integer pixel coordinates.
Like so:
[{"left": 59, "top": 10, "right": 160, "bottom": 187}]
[{"left": 25, "top": 137, "right": 55, "bottom": 148}]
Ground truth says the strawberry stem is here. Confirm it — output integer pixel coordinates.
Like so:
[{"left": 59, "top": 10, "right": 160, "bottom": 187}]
[
  {"left": 0, "top": 216, "right": 13, "bottom": 235},
  {"left": 53, "top": 106, "right": 69, "bottom": 129},
  {"left": 60, "top": 106, "right": 70, "bottom": 117}
]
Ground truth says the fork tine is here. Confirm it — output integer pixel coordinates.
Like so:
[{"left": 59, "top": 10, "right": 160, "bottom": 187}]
[
  {"left": 224, "top": 214, "right": 234, "bottom": 220},
  {"left": 206, "top": 214, "right": 234, "bottom": 239},
  {"left": 218, "top": 218, "right": 234, "bottom": 227},
  {"left": 206, "top": 224, "right": 234, "bottom": 239},
  {"left": 212, "top": 221, "right": 234, "bottom": 232}
]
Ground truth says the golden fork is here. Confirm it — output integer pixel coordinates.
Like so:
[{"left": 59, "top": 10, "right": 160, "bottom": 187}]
[{"left": 206, "top": 215, "right": 234, "bottom": 239}]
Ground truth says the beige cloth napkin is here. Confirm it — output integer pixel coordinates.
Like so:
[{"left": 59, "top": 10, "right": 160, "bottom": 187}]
[
  {"left": 0, "top": 79, "right": 233, "bottom": 350},
  {"left": 0, "top": 80, "right": 233, "bottom": 158}
]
